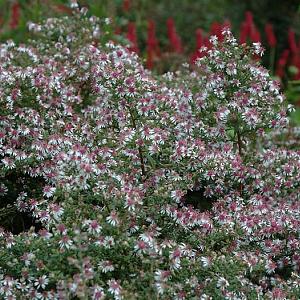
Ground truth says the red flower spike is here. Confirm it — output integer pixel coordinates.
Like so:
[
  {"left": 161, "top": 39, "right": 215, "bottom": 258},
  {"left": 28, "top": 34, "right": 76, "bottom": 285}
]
[
  {"left": 123, "top": 0, "right": 130, "bottom": 12},
  {"left": 195, "top": 28, "right": 203, "bottom": 49},
  {"left": 166, "top": 18, "right": 183, "bottom": 53},
  {"left": 114, "top": 27, "right": 122, "bottom": 35},
  {"left": 210, "top": 22, "right": 222, "bottom": 40},
  {"left": 240, "top": 11, "right": 256, "bottom": 44},
  {"left": 288, "top": 28, "right": 298, "bottom": 53},
  {"left": 203, "top": 36, "right": 211, "bottom": 50},
  {"left": 239, "top": 22, "right": 248, "bottom": 44},
  {"left": 126, "top": 22, "right": 139, "bottom": 54},
  {"left": 250, "top": 26, "right": 261, "bottom": 43},
  {"left": 265, "top": 23, "right": 277, "bottom": 48},
  {"left": 245, "top": 11, "right": 253, "bottom": 27},
  {"left": 147, "top": 20, "right": 160, "bottom": 53},
  {"left": 275, "top": 49, "right": 289, "bottom": 78},
  {"left": 9, "top": 2, "right": 20, "bottom": 30},
  {"left": 146, "top": 20, "right": 160, "bottom": 69},
  {"left": 245, "top": 11, "right": 254, "bottom": 36},
  {"left": 190, "top": 28, "right": 204, "bottom": 64}
]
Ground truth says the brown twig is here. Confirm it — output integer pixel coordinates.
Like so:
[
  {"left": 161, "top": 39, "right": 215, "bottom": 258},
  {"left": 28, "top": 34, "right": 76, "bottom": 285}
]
[
  {"left": 236, "top": 129, "right": 243, "bottom": 157},
  {"left": 128, "top": 106, "right": 146, "bottom": 177},
  {"left": 236, "top": 128, "right": 244, "bottom": 195}
]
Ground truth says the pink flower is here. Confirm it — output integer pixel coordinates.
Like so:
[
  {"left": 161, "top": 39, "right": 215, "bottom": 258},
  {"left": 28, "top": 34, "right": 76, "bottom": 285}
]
[
  {"left": 106, "top": 211, "right": 120, "bottom": 227},
  {"left": 58, "top": 235, "right": 73, "bottom": 249},
  {"left": 171, "top": 190, "right": 185, "bottom": 203},
  {"left": 134, "top": 240, "right": 149, "bottom": 254},
  {"left": 38, "top": 229, "right": 53, "bottom": 239},
  {"left": 108, "top": 279, "right": 122, "bottom": 299},
  {"left": 43, "top": 185, "right": 56, "bottom": 198},
  {"left": 91, "top": 285, "right": 105, "bottom": 300}
]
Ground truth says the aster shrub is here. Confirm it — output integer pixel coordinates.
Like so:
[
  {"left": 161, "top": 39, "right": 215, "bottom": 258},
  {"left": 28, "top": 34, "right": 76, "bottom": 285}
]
[{"left": 0, "top": 4, "right": 299, "bottom": 300}]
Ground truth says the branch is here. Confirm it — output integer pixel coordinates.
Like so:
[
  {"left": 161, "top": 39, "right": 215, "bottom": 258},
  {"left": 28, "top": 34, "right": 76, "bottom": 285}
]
[{"left": 128, "top": 106, "right": 146, "bottom": 177}]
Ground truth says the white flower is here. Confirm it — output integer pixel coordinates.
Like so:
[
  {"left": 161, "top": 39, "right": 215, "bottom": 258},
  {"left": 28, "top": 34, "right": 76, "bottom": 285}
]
[
  {"left": 1, "top": 157, "right": 15, "bottom": 169},
  {"left": 58, "top": 236, "right": 73, "bottom": 249},
  {"left": 200, "top": 294, "right": 213, "bottom": 300},
  {"left": 39, "top": 229, "right": 53, "bottom": 239},
  {"left": 155, "top": 282, "right": 168, "bottom": 295},
  {"left": 106, "top": 211, "right": 119, "bottom": 227},
  {"left": 287, "top": 104, "right": 295, "bottom": 113},
  {"left": 200, "top": 256, "right": 211, "bottom": 268},
  {"left": 209, "top": 35, "right": 218, "bottom": 46},
  {"left": 217, "top": 276, "right": 229, "bottom": 288},
  {"left": 98, "top": 260, "right": 115, "bottom": 273},
  {"left": 6, "top": 235, "right": 16, "bottom": 248},
  {"left": 104, "top": 236, "right": 115, "bottom": 249},
  {"left": 70, "top": 0, "right": 79, "bottom": 8},
  {"left": 104, "top": 18, "right": 111, "bottom": 25},
  {"left": 0, "top": 183, "right": 8, "bottom": 196},
  {"left": 170, "top": 190, "right": 185, "bottom": 203},
  {"left": 34, "top": 275, "right": 49, "bottom": 289},
  {"left": 16, "top": 279, "right": 30, "bottom": 292},
  {"left": 91, "top": 285, "right": 106, "bottom": 300},
  {"left": 252, "top": 42, "right": 264, "bottom": 56},
  {"left": 108, "top": 279, "right": 122, "bottom": 300},
  {"left": 43, "top": 185, "right": 56, "bottom": 198},
  {"left": 265, "top": 260, "right": 276, "bottom": 274},
  {"left": 84, "top": 219, "right": 102, "bottom": 234},
  {"left": 49, "top": 204, "right": 64, "bottom": 219}
]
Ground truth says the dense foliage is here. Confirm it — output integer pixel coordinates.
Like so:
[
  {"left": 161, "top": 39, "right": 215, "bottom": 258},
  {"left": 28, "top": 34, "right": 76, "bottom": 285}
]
[{"left": 0, "top": 4, "right": 300, "bottom": 299}]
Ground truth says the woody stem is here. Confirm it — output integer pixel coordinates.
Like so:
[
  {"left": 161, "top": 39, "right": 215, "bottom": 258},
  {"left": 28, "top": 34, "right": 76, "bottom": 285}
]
[{"left": 128, "top": 106, "right": 146, "bottom": 177}]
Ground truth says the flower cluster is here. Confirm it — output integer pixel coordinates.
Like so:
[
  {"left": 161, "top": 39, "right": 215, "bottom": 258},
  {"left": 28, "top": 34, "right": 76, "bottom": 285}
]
[{"left": 0, "top": 4, "right": 299, "bottom": 299}]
